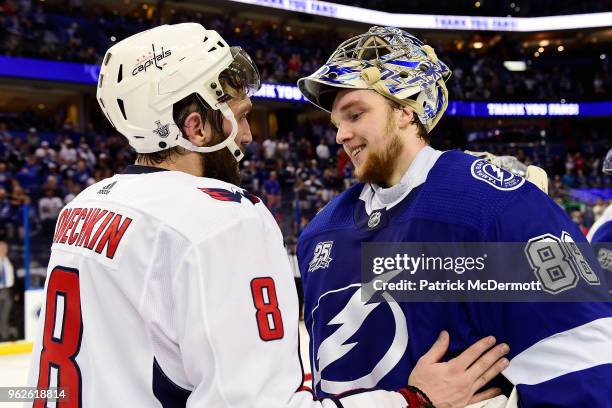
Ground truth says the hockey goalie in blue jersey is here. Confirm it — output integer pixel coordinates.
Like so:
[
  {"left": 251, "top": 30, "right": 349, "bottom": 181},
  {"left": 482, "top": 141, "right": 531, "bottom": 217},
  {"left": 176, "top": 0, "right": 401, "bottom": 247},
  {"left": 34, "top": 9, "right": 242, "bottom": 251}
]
[{"left": 296, "top": 27, "right": 612, "bottom": 407}]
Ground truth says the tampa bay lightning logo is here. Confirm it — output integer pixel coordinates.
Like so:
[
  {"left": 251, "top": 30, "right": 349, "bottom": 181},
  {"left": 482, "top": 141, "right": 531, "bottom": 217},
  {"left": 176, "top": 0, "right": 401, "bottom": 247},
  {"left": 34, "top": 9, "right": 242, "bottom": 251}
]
[
  {"left": 311, "top": 269, "right": 408, "bottom": 394},
  {"left": 471, "top": 159, "right": 525, "bottom": 191}
]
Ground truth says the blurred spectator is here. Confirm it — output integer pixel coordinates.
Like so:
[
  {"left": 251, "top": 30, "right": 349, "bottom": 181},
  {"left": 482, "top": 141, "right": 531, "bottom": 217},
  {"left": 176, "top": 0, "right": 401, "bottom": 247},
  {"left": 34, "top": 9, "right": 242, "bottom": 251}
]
[
  {"left": 38, "top": 187, "right": 63, "bottom": 236},
  {"left": 264, "top": 170, "right": 281, "bottom": 214},
  {"left": 72, "top": 159, "right": 92, "bottom": 187},
  {"left": 0, "top": 162, "right": 11, "bottom": 190},
  {"left": 0, "top": 241, "right": 15, "bottom": 341},
  {"left": 315, "top": 138, "right": 330, "bottom": 168},
  {"left": 63, "top": 179, "right": 82, "bottom": 204},
  {"left": 16, "top": 154, "right": 41, "bottom": 194},
  {"left": 59, "top": 138, "right": 77, "bottom": 164},
  {"left": 276, "top": 137, "right": 290, "bottom": 161},
  {"left": 593, "top": 198, "right": 607, "bottom": 221},
  {"left": 35, "top": 140, "right": 57, "bottom": 163},
  {"left": 571, "top": 210, "right": 589, "bottom": 236},
  {"left": 262, "top": 135, "right": 277, "bottom": 161},
  {"left": 0, "top": 187, "right": 11, "bottom": 239}
]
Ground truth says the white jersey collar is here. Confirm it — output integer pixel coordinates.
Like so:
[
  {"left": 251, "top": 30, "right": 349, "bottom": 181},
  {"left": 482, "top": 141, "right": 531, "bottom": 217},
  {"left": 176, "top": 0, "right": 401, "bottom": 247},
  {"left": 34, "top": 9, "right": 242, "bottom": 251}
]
[{"left": 359, "top": 145, "right": 442, "bottom": 214}]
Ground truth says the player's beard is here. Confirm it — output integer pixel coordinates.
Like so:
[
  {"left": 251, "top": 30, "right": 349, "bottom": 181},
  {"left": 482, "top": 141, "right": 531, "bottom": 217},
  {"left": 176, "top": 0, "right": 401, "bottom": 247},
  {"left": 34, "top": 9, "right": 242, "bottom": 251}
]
[
  {"left": 354, "top": 115, "right": 403, "bottom": 187},
  {"left": 201, "top": 131, "right": 243, "bottom": 186}
]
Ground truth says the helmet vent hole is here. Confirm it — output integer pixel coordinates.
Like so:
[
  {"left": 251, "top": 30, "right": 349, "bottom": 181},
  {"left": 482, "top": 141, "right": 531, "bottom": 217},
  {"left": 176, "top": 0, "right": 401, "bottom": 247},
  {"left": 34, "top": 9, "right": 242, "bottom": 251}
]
[
  {"left": 98, "top": 74, "right": 104, "bottom": 88},
  {"left": 203, "top": 36, "right": 208, "bottom": 43},
  {"left": 328, "top": 72, "right": 338, "bottom": 79},
  {"left": 117, "top": 98, "right": 127, "bottom": 120},
  {"left": 217, "top": 41, "right": 225, "bottom": 48},
  {"left": 208, "top": 46, "right": 217, "bottom": 52},
  {"left": 399, "top": 71, "right": 409, "bottom": 78},
  {"left": 104, "top": 52, "right": 112, "bottom": 66},
  {"left": 117, "top": 64, "right": 123, "bottom": 83}
]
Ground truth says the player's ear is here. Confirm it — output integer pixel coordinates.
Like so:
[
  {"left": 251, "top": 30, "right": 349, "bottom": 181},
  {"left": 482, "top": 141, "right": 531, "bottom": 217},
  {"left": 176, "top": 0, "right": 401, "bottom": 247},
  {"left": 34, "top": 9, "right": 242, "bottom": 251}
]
[
  {"left": 396, "top": 106, "right": 415, "bottom": 130},
  {"left": 182, "top": 112, "right": 213, "bottom": 147}
]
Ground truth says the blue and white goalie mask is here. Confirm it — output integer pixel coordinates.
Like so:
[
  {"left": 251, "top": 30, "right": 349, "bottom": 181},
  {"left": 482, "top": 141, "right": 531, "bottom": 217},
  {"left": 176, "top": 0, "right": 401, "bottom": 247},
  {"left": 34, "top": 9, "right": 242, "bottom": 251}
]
[{"left": 298, "top": 26, "right": 451, "bottom": 132}]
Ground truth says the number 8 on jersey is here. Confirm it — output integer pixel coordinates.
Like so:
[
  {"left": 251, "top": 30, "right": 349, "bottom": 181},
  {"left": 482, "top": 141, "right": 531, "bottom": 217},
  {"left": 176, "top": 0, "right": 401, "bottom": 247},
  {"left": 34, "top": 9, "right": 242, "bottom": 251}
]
[{"left": 250, "top": 277, "right": 284, "bottom": 341}]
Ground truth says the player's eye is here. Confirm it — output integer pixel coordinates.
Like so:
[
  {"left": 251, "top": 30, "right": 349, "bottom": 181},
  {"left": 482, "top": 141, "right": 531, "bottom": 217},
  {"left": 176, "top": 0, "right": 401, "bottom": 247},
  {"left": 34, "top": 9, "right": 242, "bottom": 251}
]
[{"left": 349, "top": 112, "right": 363, "bottom": 122}]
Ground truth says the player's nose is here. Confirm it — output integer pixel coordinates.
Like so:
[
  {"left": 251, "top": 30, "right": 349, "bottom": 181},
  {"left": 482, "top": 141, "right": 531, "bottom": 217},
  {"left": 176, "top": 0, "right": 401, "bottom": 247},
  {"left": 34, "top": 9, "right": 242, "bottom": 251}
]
[
  {"left": 240, "top": 121, "right": 253, "bottom": 144},
  {"left": 336, "top": 124, "right": 353, "bottom": 145}
]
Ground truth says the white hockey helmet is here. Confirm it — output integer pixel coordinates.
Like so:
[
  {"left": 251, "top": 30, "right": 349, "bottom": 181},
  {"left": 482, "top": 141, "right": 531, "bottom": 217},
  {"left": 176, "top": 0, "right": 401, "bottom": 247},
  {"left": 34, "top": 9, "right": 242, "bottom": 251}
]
[
  {"left": 96, "top": 23, "right": 260, "bottom": 161},
  {"left": 298, "top": 26, "right": 451, "bottom": 133}
]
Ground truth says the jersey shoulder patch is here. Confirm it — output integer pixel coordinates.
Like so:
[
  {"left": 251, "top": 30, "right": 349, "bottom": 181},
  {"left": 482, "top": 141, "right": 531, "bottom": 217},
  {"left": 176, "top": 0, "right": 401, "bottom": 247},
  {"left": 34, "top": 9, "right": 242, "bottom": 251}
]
[
  {"left": 470, "top": 158, "right": 525, "bottom": 191},
  {"left": 198, "top": 187, "right": 261, "bottom": 205}
]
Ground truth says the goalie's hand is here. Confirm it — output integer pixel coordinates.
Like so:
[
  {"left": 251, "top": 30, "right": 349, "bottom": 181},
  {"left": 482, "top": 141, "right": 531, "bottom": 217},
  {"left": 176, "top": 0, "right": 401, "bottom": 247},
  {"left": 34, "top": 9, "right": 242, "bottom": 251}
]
[{"left": 408, "top": 331, "right": 509, "bottom": 408}]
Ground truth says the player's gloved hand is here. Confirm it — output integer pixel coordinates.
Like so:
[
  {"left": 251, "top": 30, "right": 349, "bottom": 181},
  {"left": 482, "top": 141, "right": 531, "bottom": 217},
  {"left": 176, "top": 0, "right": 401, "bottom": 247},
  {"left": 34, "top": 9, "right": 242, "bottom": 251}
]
[{"left": 408, "top": 330, "right": 509, "bottom": 408}]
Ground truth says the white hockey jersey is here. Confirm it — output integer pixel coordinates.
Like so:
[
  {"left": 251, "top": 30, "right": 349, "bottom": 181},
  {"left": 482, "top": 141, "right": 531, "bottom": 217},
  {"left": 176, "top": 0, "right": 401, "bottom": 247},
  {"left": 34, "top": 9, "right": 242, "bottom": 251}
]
[{"left": 26, "top": 165, "right": 412, "bottom": 408}]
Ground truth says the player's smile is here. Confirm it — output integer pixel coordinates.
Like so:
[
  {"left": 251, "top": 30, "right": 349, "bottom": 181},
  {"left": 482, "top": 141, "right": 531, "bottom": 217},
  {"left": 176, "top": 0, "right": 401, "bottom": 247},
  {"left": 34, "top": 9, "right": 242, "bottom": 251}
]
[{"left": 349, "top": 144, "right": 366, "bottom": 163}]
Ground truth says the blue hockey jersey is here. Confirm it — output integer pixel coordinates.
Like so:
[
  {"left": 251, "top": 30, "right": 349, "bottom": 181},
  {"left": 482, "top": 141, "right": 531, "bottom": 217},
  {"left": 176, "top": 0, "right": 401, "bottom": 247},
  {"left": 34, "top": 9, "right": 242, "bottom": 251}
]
[{"left": 297, "top": 149, "right": 612, "bottom": 407}]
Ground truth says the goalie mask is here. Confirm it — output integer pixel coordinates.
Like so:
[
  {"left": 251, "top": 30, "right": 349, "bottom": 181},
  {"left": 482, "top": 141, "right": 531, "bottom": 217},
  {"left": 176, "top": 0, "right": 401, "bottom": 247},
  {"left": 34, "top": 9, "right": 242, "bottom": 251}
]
[
  {"left": 298, "top": 26, "right": 451, "bottom": 132},
  {"left": 96, "top": 23, "right": 260, "bottom": 161}
]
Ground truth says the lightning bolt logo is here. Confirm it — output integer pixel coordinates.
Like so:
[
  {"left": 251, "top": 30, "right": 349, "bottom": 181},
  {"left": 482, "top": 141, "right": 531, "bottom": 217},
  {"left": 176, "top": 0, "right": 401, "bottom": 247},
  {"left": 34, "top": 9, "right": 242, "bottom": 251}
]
[
  {"left": 313, "top": 269, "right": 409, "bottom": 394},
  {"left": 491, "top": 164, "right": 505, "bottom": 182}
]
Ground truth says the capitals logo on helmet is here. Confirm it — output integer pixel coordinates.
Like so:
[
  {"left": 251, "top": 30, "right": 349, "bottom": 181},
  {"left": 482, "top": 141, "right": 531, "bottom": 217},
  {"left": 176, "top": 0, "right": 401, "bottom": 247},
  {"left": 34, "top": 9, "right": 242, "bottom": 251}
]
[{"left": 298, "top": 26, "right": 451, "bottom": 133}]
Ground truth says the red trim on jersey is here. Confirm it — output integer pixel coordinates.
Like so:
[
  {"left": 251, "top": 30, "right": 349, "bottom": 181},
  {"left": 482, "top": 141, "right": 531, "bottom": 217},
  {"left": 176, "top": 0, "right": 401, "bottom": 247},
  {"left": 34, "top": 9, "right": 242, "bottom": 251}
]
[{"left": 399, "top": 387, "right": 430, "bottom": 407}]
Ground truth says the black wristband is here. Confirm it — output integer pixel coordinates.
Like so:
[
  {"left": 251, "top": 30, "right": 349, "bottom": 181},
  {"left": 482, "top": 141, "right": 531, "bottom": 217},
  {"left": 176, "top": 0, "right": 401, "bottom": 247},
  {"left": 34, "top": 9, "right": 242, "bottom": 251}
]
[{"left": 405, "top": 385, "right": 435, "bottom": 408}]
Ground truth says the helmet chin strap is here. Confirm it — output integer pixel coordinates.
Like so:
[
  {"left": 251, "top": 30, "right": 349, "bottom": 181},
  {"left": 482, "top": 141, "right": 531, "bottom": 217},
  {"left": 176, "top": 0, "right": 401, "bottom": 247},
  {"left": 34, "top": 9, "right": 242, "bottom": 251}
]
[{"left": 176, "top": 102, "right": 244, "bottom": 162}]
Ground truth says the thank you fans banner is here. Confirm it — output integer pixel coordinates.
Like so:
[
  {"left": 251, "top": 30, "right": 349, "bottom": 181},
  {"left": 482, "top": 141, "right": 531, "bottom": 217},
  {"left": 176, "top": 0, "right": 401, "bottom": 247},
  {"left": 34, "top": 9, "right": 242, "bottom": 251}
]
[{"left": 225, "top": 0, "right": 612, "bottom": 32}]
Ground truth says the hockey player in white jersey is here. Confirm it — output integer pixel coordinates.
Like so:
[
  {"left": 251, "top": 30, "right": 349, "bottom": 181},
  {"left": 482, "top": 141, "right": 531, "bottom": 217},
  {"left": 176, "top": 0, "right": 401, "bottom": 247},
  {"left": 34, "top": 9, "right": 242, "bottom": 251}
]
[{"left": 25, "top": 23, "right": 510, "bottom": 407}]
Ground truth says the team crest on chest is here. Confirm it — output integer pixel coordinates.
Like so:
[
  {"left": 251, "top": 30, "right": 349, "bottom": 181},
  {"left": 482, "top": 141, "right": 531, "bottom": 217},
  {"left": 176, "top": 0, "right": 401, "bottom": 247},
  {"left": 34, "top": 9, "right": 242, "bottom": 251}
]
[
  {"left": 471, "top": 159, "right": 525, "bottom": 191},
  {"left": 308, "top": 241, "right": 334, "bottom": 272}
]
